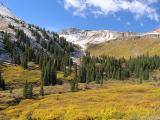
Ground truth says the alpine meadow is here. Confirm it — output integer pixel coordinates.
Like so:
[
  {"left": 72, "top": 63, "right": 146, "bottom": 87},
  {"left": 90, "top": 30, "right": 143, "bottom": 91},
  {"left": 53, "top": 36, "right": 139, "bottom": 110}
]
[{"left": 0, "top": 0, "right": 160, "bottom": 120}]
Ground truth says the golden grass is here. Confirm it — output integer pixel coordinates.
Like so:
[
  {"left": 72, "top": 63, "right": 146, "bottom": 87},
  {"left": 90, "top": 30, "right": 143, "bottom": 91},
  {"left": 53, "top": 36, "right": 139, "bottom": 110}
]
[
  {"left": 1, "top": 64, "right": 73, "bottom": 86},
  {"left": 1, "top": 64, "right": 40, "bottom": 85},
  {"left": 88, "top": 37, "right": 160, "bottom": 59},
  {"left": 57, "top": 71, "right": 74, "bottom": 81},
  {"left": 1, "top": 81, "right": 160, "bottom": 120}
]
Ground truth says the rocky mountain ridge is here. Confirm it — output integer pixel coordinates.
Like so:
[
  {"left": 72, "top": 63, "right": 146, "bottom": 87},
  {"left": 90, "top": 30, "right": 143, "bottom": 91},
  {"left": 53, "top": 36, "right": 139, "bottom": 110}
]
[{"left": 60, "top": 28, "right": 160, "bottom": 50}]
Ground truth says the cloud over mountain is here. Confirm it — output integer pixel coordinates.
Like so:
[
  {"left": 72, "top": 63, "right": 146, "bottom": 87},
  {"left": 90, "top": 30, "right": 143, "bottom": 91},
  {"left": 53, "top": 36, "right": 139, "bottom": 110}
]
[{"left": 63, "top": 0, "right": 160, "bottom": 22}]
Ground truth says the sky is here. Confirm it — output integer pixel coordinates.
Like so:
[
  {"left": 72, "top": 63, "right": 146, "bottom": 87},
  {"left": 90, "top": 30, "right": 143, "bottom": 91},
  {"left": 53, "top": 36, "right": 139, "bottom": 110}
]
[{"left": 1, "top": 0, "right": 160, "bottom": 32}]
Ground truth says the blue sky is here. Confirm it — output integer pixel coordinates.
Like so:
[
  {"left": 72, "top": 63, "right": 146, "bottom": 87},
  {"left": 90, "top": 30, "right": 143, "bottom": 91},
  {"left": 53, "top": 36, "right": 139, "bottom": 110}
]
[{"left": 1, "top": 0, "right": 160, "bottom": 32}]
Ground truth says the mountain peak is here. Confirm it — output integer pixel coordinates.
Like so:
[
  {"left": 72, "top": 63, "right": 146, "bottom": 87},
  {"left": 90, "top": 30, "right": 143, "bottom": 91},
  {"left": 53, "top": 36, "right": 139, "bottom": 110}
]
[
  {"left": 154, "top": 28, "right": 160, "bottom": 33},
  {"left": 0, "top": 2, "right": 19, "bottom": 20},
  {"left": 60, "top": 28, "right": 82, "bottom": 34}
]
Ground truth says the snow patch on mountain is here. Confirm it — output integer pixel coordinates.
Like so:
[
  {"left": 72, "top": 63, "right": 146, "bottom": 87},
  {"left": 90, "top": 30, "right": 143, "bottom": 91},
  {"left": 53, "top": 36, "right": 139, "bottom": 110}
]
[
  {"left": 60, "top": 29, "right": 121, "bottom": 49},
  {"left": 60, "top": 29, "right": 141, "bottom": 50},
  {"left": 60, "top": 28, "right": 160, "bottom": 50}
]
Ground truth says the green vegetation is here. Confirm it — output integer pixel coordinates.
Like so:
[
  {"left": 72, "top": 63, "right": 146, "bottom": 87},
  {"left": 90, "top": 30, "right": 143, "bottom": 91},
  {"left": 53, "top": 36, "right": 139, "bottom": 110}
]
[
  {"left": 23, "top": 81, "right": 33, "bottom": 99},
  {"left": 78, "top": 52, "right": 160, "bottom": 85}
]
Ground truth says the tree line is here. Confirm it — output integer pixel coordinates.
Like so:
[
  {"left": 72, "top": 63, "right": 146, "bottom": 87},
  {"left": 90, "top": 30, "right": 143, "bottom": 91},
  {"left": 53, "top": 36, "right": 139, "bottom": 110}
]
[{"left": 78, "top": 53, "right": 160, "bottom": 85}]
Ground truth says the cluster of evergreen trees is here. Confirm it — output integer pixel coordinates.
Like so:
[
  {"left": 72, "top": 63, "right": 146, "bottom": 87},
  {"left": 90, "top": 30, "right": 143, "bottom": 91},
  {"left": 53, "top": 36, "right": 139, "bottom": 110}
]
[
  {"left": 6, "top": 24, "right": 74, "bottom": 72},
  {"left": 4, "top": 24, "right": 74, "bottom": 92},
  {"left": 41, "top": 59, "right": 57, "bottom": 86},
  {"left": 78, "top": 53, "right": 160, "bottom": 84},
  {"left": 3, "top": 32, "right": 21, "bottom": 65}
]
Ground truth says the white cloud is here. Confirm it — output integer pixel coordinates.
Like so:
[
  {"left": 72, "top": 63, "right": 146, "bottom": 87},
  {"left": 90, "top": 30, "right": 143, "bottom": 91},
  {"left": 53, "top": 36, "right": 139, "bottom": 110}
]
[
  {"left": 63, "top": 0, "right": 160, "bottom": 22},
  {"left": 64, "top": 0, "right": 86, "bottom": 17}
]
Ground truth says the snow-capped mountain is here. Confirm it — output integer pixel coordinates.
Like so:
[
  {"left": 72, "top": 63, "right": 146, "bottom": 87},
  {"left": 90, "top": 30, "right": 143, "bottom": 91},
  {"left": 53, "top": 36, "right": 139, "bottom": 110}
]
[
  {"left": 60, "top": 28, "right": 160, "bottom": 50},
  {"left": 153, "top": 28, "right": 160, "bottom": 33},
  {"left": 60, "top": 28, "right": 140, "bottom": 50}
]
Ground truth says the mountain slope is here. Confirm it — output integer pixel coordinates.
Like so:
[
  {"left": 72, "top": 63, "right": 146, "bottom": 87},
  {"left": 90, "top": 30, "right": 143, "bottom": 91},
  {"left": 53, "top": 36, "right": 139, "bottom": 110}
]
[
  {"left": 60, "top": 28, "right": 141, "bottom": 50},
  {"left": 88, "top": 37, "right": 160, "bottom": 58},
  {"left": 0, "top": 3, "right": 79, "bottom": 64},
  {"left": 0, "top": 2, "right": 19, "bottom": 20},
  {"left": 154, "top": 28, "right": 160, "bottom": 33},
  {"left": 60, "top": 28, "right": 160, "bottom": 58}
]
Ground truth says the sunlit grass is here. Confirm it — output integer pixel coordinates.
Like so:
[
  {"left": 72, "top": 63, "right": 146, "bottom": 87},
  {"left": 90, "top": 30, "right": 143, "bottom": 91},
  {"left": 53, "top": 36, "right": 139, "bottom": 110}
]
[
  {"left": 2, "top": 64, "right": 40, "bottom": 84},
  {"left": 1, "top": 81, "right": 160, "bottom": 120},
  {"left": 88, "top": 38, "right": 160, "bottom": 59},
  {"left": 1, "top": 64, "right": 74, "bottom": 86}
]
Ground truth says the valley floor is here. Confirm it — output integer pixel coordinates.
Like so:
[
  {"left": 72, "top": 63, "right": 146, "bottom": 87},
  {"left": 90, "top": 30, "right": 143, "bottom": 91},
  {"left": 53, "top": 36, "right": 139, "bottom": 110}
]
[{"left": 0, "top": 81, "right": 160, "bottom": 120}]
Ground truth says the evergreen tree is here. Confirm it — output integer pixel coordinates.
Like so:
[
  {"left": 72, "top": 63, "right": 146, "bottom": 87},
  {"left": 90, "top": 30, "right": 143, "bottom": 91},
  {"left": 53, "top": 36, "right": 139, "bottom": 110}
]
[
  {"left": 23, "top": 80, "right": 29, "bottom": 98},
  {"left": 40, "top": 80, "right": 44, "bottom": 96},
  {"left": 28, "top": 84, "right": 33, "bottom": 98},
  {"left": 0, "top": 71, "right": 5, "bottom": 90},
  {"left": 70, "top": 64, "right": 79, "bottom": 92},
  {"left": 21, "top": 55, "right": 28, "bottom": 69},
  {"left": 23, "top": 81, "right": 33, "bottom": 99}
]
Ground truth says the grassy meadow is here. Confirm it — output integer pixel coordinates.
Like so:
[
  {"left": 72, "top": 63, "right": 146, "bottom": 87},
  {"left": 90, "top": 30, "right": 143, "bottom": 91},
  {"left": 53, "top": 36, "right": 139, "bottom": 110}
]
[
  {"left": 0, "top": 81, "right": 160, "bottom": 120},
  {"left": 1, "top": 64, "right": 74, "bottom": 88},
  {"left": 1, "top": 63, "right": 160, "bottom": 120},
  {"left": 88, "top": 37, "right": 160, "bottom": 58}
]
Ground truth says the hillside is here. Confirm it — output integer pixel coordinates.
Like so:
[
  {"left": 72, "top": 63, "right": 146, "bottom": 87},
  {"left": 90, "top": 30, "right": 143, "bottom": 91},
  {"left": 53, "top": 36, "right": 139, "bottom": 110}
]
[
  {"left": 88, "top": 37, "right": 160, "bottom": 58},
  {"left": 0, "top": 2, "right": 81, "bottom": 64}
]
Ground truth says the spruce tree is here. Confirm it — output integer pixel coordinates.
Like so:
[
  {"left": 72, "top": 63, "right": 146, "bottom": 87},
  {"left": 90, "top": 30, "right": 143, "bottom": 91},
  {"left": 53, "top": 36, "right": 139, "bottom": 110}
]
[
  {"left": 22, "top": 55, "right": 28, "bottom": 69},
  {"left": 70, "top": 64, "right": 79, "bottom": 92},
  {"left": 23, "top": 80, "right": 29, "bottom": 98},
  {"left": 74, "top": 64, "right": 79, "bottom": 91},
  {"left": 0, "top": 71, "right": 5, "bottom": 90},
  {"left": 23, "top": 81, "right": 33, "bottom": 99},
  {"left": 40, "top": 80, "right": 44, "bottom": 96},
  {"left": 50, "top": 65, "right": 57, "bottom": 85},
  {"left": 28, "top": 84, "right": 33, "bottom": 98}
]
